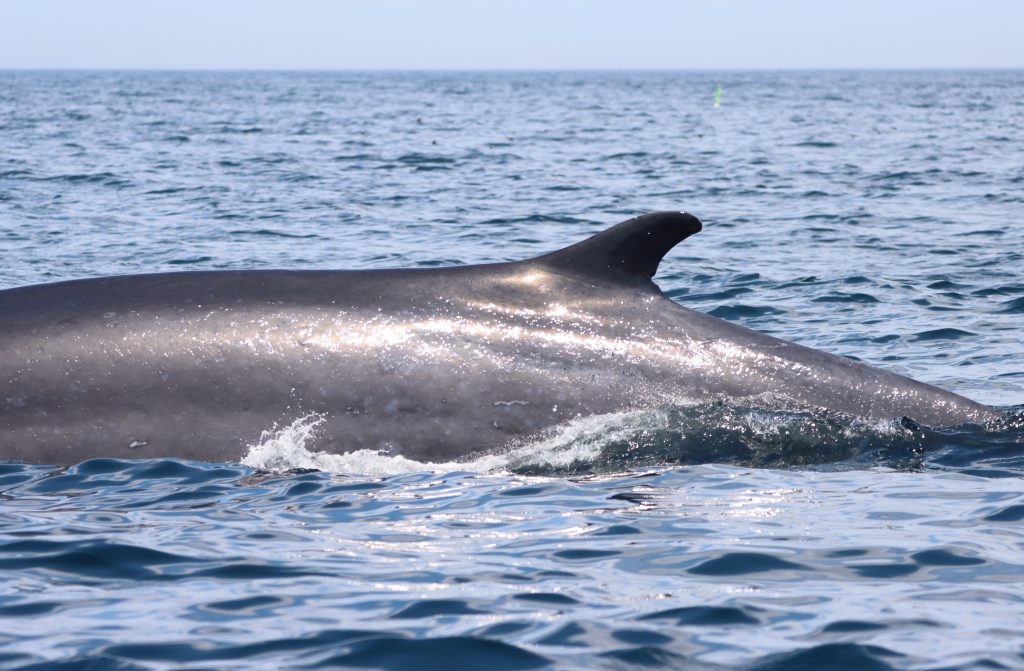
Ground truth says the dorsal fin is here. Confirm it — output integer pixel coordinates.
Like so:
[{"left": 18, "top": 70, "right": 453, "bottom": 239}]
[{"left": 536, "top": 212, "right": 702, "bottom": 282}]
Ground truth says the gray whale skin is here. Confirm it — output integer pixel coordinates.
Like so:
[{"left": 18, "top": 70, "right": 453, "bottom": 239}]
[{"left": 0, "top": 212, "right": 1000, "bottom": 465}]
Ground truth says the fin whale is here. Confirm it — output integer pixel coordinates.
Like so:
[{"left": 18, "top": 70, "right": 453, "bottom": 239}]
[{"left": 0, "top": 212, "right": 1000, "bottom": 465}]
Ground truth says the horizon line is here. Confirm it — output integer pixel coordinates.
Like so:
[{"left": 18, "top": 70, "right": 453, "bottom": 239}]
[{"left": 2, "top": 66, "right": 1023, "bottom": 73}]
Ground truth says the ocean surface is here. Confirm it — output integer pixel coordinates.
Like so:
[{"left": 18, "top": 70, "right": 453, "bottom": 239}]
[{"left": 1, "top": 70, "right": 1023, "bottom": 670}]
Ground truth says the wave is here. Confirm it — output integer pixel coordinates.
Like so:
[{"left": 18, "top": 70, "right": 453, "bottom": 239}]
[{"left": 241, "top": 404, "right": 1024, "bottom": 478}]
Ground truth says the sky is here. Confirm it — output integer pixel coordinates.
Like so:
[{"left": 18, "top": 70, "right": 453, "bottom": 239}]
[{"left": 1, "top": 0, "right": 1021, "bottom": 70}]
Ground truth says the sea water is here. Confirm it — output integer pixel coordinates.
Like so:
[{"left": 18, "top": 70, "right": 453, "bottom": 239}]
[{"left": 0, "top": 70, "right": 1022, "bottom": 670}]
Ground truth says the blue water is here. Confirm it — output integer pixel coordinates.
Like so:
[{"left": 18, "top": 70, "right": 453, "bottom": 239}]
[{"left": 1, "top": 70, "right": 1023, "bottom": 670}]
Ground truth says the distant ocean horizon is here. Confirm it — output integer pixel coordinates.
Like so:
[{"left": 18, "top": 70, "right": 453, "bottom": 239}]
[{"left": 5, "top": 66, "right": 1024, "bottom": 72}]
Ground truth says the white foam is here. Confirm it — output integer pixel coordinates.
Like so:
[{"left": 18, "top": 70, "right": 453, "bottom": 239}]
[
  {"left": 239, "top": 413, "right": 462, "bottom": 475},
  {"left": 239, "top": 402, "right": 910, "bottom": 477},
  {"left": 240, "top": 409, "right": 672, "bottom": 476},
  {"left": 497, "top": 408, "right": 672, "bottom": 471}
]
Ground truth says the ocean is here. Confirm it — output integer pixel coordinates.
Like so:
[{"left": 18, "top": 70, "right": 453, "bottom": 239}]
[{"left": 0, "top": 70, "right": 1022, "bottom": 670}]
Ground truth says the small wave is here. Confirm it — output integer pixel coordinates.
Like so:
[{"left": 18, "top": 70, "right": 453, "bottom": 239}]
[
  {"left": 240, "top": 414, "right": 499, "bottom": 476},
  {"left": 94, "top": 633, "right": 549, "bottom": 669},
  {"left": 707, "top": 304, "right": 783, "bottom": 319},
  {"left": 972, "top": 285, "right": 1024, "bottom": 297},
  {"left": 678, "top": 286, "right": 752, "bottom": 301},
  {"left": 748, "top": 643, "right": 904, "bottom": 671},
  {"left": 218, "top": 125, "right": 263, "bottom": 134},
  {"left": 240, "top": 412, "right": 610, "bottom": 476},
  {"left": 279, "top": 172, "right": 322, "bottom": 183},
  {"left": 42, "top": 172, "right": 132, "bottom": 187},
  {"left": 774, "top": 276, "right": 824, "bottom": 289},
  {"left": 396, "top": 153, "right": 456, "bottom": 166},
  {"left": 604, "top": 151, "right": 650, "bottom": 160},
  {"left": 793, "top": 140, "right": 838, "bottom": 148},
  {"left": 478, "top": 214, "right": 590, "bottom": 226},
  {"left": 229, "top": 228, "right": 321, "bottom": 239},
  {"left": 143, "top": 187, "right": 192, "bottom": 195},
  {"left": 240, "top": 403, "right": 943, "bottom": 477},
  {"left": 812, "top": 292, "right": 880, "bottom": 304},
  {"left": 911, "top": 328, "right": 976, "bottom": 341},
  {"left": 415, "top": 258, "right": 467, "bottom": 267},
  {"left": 958, "top": 228, "right": 1005, "bottom": 237},
  {"left": 246, "top": 154, "right": 295, "bottom": 166},
  {"left": 331, "top": 153, "right": 377, "bottom": 161},
  {"left": 926, "top": 279, "right": 961, "bottom": 290},
  {"left": 869, "top": 170, "right": 931, "bottom": 183},
  {"left": 997, "top": 296, "right": 1024, "bottom": 313}
]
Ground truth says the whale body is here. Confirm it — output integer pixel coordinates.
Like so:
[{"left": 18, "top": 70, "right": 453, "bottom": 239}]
[{"left": 0, "top": 212, "right": 999, "bottom": 465}]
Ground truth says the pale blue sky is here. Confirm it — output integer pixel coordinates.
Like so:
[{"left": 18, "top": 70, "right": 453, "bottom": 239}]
[{"left": 1, "top": 0, "right": 1021, "bottom": 70}]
